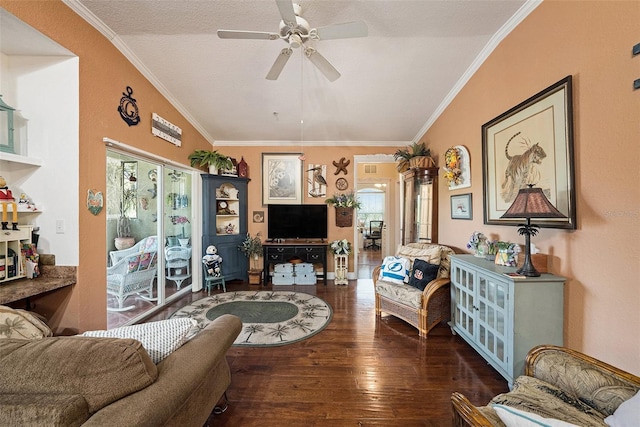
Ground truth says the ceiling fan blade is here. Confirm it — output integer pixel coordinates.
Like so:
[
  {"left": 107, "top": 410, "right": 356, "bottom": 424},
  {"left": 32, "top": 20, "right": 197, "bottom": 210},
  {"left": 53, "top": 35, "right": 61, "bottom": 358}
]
[
  {"left": 304, "top": 47, "right": 340, "bottom": 82},
  {"left": 217, "top": 30, "right": 280, "bottom": 40},
  {"left": 276, "top": 0, "right": 297, "bottom": 27},
  {"left": 266, "top": 48, "right": 293, "bottom": 80},
  {"left": 314, "top": 21, "right": 368, "bottom": 40}
]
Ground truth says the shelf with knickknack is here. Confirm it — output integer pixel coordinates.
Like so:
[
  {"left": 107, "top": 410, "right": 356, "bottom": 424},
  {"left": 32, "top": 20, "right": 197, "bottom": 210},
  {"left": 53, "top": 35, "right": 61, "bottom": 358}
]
[
  {"left": 215, "top": 183, "right": 240, "bottom": 236},
  {"left": 0, "top": 225, "right": 33, "bottom": 282}
]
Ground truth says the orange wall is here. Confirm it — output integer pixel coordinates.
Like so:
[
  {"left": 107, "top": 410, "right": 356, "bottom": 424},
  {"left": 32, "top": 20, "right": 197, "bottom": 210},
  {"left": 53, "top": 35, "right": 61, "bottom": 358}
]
[
  {"left": 2, "top": 1, "right": 213, "bottom": 332},
  {"left": 420, "top": 0, "right": 640, "bottom": 374}
]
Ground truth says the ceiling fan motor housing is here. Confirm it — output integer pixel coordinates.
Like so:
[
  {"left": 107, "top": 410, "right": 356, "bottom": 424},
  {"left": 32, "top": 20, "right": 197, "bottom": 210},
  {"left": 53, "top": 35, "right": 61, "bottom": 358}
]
[{"left": 279, "top": 16, "right": 310, "bottom": 46}]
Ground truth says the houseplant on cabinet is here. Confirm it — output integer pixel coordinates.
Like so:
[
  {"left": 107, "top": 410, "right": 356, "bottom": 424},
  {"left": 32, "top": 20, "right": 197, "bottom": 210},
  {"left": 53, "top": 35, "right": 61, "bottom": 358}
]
[
  {"left": 188, "top": 149, "right": 233, "bottom": 175},
  {"left": 393, "top": 141, "right": 434, "bottom": 172},
  {"left": 239, "top": 232, "right": 263, "bottom": 285}
]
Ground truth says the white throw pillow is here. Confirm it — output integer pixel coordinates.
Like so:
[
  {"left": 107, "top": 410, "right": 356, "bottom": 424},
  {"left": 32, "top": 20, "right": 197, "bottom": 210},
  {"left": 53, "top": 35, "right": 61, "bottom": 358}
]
[
  {"left": 378, "top": 256, "right": 411, "bottom": 285},
  {"left": 605, "top": 390, "right": 640, "bottom": 427},
  {"left": 493, "top": 404, "right": 580, "bottom": 427},
  {"left": 81, "top": 318, "right": 196, "bottom": 364}
]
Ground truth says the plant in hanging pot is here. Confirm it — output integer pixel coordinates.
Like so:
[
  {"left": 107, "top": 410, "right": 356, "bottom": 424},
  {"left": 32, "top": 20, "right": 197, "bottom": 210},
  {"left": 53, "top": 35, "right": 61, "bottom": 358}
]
[
  {"left": 393, "top": 141, "right": 433, "bottom": 172},
  {"left": 188, "top": 149, "right": 233, "bottom": 175},
  {"left": 325, "top": 191, "right": 361, "bottom": 227},
  {"left": 238, "top": 232, "right": 263, "bottom": 285}
]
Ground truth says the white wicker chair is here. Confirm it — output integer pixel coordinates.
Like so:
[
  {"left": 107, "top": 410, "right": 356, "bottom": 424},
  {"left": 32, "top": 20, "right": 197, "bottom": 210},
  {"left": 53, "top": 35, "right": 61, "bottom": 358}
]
[
  {"left": 107, "top": 250, "right": 158, "bottom": 311},
  {"left": 109, "top": 235, "right": 158, "bottom": 266}
]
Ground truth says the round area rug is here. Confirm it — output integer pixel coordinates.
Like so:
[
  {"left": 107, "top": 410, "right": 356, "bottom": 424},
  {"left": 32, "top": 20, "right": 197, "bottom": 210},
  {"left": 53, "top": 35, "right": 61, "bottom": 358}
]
[{"left": 170, "top": 291, "right": 332, "bottom": 347}]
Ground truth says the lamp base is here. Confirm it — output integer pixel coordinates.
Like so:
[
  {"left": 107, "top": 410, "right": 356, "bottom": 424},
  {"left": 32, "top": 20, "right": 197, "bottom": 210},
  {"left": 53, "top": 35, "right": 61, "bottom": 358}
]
[{"left": 516, "top": 255, "right": 541, "bottom": 277}]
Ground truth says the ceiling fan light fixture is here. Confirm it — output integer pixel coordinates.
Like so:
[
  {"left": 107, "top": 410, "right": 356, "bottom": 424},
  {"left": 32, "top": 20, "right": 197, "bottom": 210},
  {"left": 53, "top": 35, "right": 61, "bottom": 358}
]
[{"left": 289, "top": 33, "right": 303, "bottom": 49}]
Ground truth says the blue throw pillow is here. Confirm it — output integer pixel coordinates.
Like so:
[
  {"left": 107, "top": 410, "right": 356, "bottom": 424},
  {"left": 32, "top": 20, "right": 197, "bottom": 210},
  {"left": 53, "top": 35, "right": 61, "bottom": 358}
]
[
  {"left": 408, "top": 258, "right": 439, "bottom": 291},
  {"left": 378, "top": 256, "right": 411, "bottom": 285}
]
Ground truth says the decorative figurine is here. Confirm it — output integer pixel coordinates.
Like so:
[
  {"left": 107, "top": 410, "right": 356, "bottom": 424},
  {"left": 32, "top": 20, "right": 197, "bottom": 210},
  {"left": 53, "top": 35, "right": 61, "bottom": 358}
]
[
  {"left": 202, "top": 245, "right": 223, "bottom": 277},
  {"left": 0, "top": 176, "right": 18, "bottom": 230}
]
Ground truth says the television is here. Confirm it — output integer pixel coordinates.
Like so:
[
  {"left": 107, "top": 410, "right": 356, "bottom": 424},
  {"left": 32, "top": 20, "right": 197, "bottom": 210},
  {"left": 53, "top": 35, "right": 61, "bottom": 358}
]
[{"left": 267, "top": 204, "right": 328, "bottom": 241}]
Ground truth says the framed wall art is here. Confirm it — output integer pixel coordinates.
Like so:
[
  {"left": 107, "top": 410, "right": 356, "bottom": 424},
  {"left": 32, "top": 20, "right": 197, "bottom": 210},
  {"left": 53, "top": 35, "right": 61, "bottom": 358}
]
[
  {"left": 482, "top": 75, "right": 576, "bottom": 229},
  {"left": 262, "top": 153, "right": 303, "bottom": 205},
  {"left": 451, "top": 193, "right": 472, "bottom": 220}
]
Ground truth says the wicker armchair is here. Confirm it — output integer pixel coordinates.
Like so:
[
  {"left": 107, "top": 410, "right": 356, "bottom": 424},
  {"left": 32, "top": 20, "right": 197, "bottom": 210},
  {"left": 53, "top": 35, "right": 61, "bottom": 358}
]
[
  {"left": 452, "top": 345, "right": 640, "bottom": 427},
  {"left": 109, "top": 235, "right": 158, "bottom": 266},
  {"left": 107, "top": 250, "right": 158, "bottom": 311},
  {"left": 373, "top": 243, "right": 454, "bottom": 337}
]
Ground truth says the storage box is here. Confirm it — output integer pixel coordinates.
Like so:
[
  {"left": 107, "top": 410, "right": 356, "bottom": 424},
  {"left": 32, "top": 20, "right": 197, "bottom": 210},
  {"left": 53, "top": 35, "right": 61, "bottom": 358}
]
[
  {"left": 294, "top": 263, "right": 314, "bottom": 274},
  {"left": 294, "top": 273, "right": 317, "bottom": 285},
  {"left": 272, "top": 273, "right": 294, "bottom": 285},
  {"left": 274, "top": 263, "right": 294, "bottom": 273}
]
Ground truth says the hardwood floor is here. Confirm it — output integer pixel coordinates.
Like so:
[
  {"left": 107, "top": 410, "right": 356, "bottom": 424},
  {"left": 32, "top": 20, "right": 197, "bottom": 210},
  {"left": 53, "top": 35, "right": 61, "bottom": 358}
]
[{"left": 144, "top": 250, "right": 509, "bottom": 426}]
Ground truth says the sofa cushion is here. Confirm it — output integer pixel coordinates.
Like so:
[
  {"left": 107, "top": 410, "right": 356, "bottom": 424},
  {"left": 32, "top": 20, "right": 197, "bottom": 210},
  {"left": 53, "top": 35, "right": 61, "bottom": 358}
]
[
  {"left": 0, "top": 393, "right": 90, "bottom": 427},
  {"left": 604, "top": 390, "right": 640, "bottom": 427},
  {"left": 408, "top": 259, "right": 440, "bottom": 291},
  {"left": 493, "top": 404, "right": 580, "bottom": 427},
  {"left": 378, "top": 256, "right": 410, "bottom": 285},
  {"left": 0, "top": 305, "right": 53, "bottom": 339},
  {"left": 490, "top": 375, "right": 608, "bottom": 426},
  {"left": 81, "top": 318, "right": 196, "bottom": 364},
  {"left": 396, "top": 244, "right": 442, "bottom": 267},
  {"left": 0, "top": 336, "right": 158, "bottom": 413},
  {"left": 375, "top": 281, "right": 423, "bottom": 309}
]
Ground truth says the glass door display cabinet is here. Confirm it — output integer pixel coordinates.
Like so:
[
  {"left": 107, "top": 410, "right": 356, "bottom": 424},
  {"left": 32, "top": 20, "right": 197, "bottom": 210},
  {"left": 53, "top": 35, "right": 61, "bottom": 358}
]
[
  {"left": 401, "top": 167, "right": 438, "bottom": 244},
  {"left": 202, "top": 175, "right": 249, "bottom": 281}
]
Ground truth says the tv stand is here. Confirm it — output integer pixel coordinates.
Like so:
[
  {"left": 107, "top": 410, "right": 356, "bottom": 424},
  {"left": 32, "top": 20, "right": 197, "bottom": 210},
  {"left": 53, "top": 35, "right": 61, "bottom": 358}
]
[{"left": 263, "top": 241, "right": 328, "bottom": 285}]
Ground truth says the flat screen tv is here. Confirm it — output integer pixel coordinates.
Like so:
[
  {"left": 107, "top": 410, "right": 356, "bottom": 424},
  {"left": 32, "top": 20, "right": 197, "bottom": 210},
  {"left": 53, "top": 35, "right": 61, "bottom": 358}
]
[{"left": 267, "top": 204, "right": 328, "bottom": 241}]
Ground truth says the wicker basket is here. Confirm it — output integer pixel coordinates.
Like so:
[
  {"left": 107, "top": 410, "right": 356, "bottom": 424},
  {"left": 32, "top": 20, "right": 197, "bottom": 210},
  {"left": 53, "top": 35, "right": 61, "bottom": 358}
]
[
  {"left": 408, "top": 156, "right": 435, "bottom": 169},
  {"left": 335, "top": 207, "right": 353, "bottom": 227}
]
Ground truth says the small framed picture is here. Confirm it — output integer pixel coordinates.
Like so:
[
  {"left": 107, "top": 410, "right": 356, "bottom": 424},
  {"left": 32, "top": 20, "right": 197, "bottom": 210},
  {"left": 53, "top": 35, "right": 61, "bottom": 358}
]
[{"left": 451, "top": 193, "right": 472, "bottom": 220}]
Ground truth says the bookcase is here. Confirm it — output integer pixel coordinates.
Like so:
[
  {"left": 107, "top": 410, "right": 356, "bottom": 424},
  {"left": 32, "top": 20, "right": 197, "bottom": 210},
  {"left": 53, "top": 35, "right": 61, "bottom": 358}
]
[{"left": 0, "top": 226, "right": 32, "bottom": 282}]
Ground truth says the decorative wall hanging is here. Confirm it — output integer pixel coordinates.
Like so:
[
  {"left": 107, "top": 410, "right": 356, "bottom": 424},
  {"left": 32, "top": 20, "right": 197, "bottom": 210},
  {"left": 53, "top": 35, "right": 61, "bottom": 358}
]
[
  {"left": 262, "top": 153, "right": 303, "bottom": 205},
  {"left": 118, "top": 86, "right": 140, "bottom": 126},
  {"left": 307, "top": 164, "right": 327, "bottom": 198},
  {"left": 332, "top": 157, "right": 350, "bottom": 175},
  {"left": 237, "top": 157, "right": 249, "bottom": 178},
  {"left": 253, "top": 211, "right": 264, "bottom": 223},
  {"left": 444, "top": 145, "right": 471, "bottom": 190},
  {"left": 151, "top": 113, "right": 182, "bottom": 146},
  {"left": 482, "top": 75, "right": 575, "bottom": 229},
  {"left": 450, "top": 193, "right": 472, "bottom": 220},
  {"left": 335, "top": 177, "right": 348, "bottom": 190},
  {"left": 87, "top": 189, "right": 103, "bottom": 216}
]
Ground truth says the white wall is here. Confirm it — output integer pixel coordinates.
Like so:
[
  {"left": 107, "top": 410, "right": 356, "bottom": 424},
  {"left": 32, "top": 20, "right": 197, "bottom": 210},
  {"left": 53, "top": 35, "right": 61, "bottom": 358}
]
[{"left": 1, "top": 55, "right": 79, "bottom": 265}]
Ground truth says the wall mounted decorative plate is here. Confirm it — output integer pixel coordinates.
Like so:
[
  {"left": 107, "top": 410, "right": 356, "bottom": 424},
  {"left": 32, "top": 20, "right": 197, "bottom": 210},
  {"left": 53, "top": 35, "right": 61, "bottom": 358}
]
[{"left": 335, "top": 177, "right": 348, "bottom": 190}]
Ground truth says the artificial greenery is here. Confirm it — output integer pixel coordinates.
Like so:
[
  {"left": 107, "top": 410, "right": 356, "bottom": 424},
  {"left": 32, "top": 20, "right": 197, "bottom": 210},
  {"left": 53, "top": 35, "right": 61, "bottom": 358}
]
[
  {"left": 325, "top": 191, "right": 362, "bottom": 209},
  {"left": 238, "top": 232, "right": 263, "bottom": 270},
  {"left": 393, "top": 141, "right": 432, "bottom": 171},
  {"left": 188, "top": 149, "right": 233, "bottom": 171}
]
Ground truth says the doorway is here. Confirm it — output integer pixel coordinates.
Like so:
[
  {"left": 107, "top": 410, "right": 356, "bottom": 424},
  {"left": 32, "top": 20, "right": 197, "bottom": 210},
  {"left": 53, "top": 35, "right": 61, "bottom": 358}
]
[
  {"left": 106, "top": 149, "right": 196, "bottom": 328},
  {"left": 353, "top": 154, "right": 397, "bottom": 280}
]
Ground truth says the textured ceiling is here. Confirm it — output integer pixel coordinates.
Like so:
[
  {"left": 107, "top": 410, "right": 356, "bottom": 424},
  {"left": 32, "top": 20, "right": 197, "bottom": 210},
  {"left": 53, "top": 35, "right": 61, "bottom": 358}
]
[{"left": 68, "top": 0, "right": 533, "bottom": 146}]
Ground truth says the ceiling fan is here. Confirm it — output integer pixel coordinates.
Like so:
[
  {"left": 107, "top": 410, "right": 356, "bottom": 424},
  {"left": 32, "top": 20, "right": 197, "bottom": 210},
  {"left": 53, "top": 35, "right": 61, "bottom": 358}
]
[{"left": 217, "top": 0, "right": 368, "bottom": 82}]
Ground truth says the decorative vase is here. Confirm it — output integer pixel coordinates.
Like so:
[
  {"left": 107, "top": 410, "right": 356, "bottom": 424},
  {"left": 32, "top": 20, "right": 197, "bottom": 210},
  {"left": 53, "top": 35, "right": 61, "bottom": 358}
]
[
  {"left": 208, "top": 165, "right": 219, "bottom": 175},
  {"left": 248, "top": 269, "right": 262, "bottom": 285},
  {"left": 495, "top": 249, "right": 510, "bottom": 266},
  {"left": 474, "top": 243, "right": 487, "bottom": 258},
  {"left": 114, "top": 237, "right": 135, "bottom": 250}
]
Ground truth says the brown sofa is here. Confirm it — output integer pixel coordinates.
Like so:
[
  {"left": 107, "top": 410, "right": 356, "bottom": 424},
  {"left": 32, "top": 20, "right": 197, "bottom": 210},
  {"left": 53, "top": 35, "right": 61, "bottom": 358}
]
[
  {"left": 0, "top": 314, "right": 242, "bottom": 426},
  {"left": 452, "top": 345, "right": 640, "bottom": 426}
]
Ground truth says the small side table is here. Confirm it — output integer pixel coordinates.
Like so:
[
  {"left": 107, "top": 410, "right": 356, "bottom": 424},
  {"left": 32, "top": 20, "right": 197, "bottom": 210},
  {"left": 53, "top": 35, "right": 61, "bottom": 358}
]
[{"left": 334, "top": 255, "right": 348, "bottom": 285}]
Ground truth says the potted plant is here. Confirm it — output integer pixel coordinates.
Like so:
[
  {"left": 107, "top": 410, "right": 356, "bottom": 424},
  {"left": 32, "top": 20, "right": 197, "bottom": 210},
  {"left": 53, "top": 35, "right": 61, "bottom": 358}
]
[
  {"left": 238, "top": 232, "right": 263, "bottom": 285},
  {"left": 393, "top": 141, "right": 433, "bottom": 172},
  {"left": 114, "top": 188, "right": 136, "bottom": 250},
  {"left": 325, "top": 191, "right": 361, "bottom": 228},
  {"left": 188, "top": 149, "right": 234, "bottom": 175}
]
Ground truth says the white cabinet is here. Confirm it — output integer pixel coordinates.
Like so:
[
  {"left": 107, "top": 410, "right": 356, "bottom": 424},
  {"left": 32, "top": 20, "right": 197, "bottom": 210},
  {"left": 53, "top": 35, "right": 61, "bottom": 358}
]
[{"left": 449, "top": 255, "right": 565, "bottom": 387}]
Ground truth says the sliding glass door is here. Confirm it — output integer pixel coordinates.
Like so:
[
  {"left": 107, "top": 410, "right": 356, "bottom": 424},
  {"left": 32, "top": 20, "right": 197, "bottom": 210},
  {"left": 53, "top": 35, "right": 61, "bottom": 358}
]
[{"left": 106, "top": 150, "right": 194, "bottom": 328}]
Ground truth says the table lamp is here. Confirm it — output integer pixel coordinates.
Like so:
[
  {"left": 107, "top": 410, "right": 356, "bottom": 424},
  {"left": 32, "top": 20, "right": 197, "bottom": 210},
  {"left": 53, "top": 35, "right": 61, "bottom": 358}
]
[{"left": 500, "top": 185, "right": 566, "bottom": 277}]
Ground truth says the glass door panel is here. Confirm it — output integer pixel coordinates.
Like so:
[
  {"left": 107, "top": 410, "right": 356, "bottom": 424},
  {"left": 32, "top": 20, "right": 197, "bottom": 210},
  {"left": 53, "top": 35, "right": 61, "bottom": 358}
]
[{"left": 163, "top": 168, "right": 193, "bottom": 301}]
